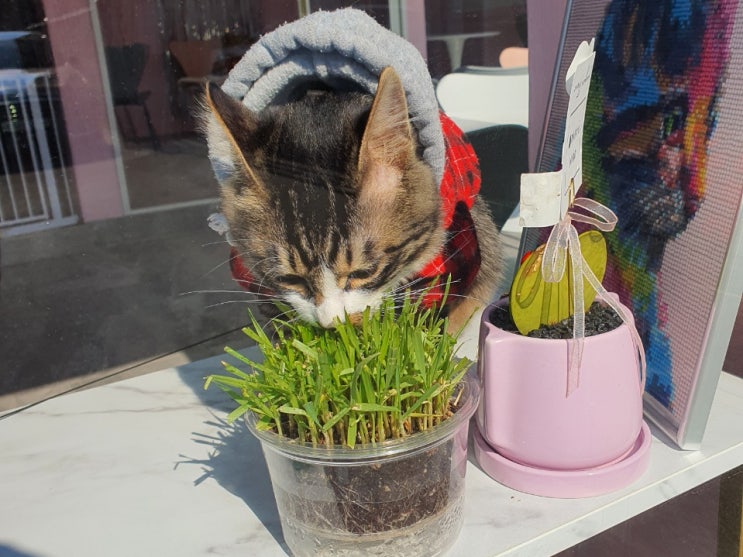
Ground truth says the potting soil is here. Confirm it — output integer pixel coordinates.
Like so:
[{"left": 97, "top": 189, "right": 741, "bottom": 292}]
[{"left": 489, "top": 301, "right": 623, "bottom": 339}]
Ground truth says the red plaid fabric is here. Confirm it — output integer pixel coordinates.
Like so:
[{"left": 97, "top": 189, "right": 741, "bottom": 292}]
[
  {"left": 417, "top": 112, "right": 482, "bottom": 308},
  {"left": 230, "top": 248, "right": 273, "bottom": 295},
  {"left": 229, "top": 112, "right": 482, "bottom": 311}
]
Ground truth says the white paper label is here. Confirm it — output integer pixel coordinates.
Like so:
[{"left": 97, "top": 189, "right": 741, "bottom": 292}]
[
  {"left": 560, "top": 39, "right": 595, "bottom": 217},
  {"left": 518, "top": 39, "right": 595, "bottom": 228},
  {"left": 519, "top": 171, "right": 562, "bottom": 228}
]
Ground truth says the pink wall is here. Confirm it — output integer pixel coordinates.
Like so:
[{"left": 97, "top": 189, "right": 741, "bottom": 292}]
[
  {"left": 527, "top": 0, "right": 568, "bottom": 171},
  {"left": 403, "top": 0, "right": 428, "bottom": 59},
  {"left": 42, "top": 0, "right": 124, "bottom": 221}
]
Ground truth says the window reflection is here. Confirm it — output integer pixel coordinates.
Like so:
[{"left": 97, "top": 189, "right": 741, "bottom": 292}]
[{"left": 0, "top": 0, "right": 526, "bottom": 408}]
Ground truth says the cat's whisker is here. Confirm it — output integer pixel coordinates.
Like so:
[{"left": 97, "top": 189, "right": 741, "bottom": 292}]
[
  {"left": 267, "top": 312, "right": 300, "bottom": 328},
  {"left": 199, "top": 237, "right": 256, "bottom": 249},
  {"left": 202, "top": 258, "right": 234, "bottom": 277},
  {"left": 203, "top": 294, "right": 289, "bottom": 311},
  {"left": 384, "top": 276, "right": 481, "bottom": 309},
  {"left": 254, "top": 270, "right": 280, "bottom": 294},
  {"left": 244, "top": 252, "right": 282, "bottom": 269},
  {"left": 388, "top": 273, "right": 465, "bottom": 296},
  {"left": 202, "top": 299, "right": 277, "bottom": 311},
  {"left": 387, "top": 275, "right": 430, "bottom": 295},
  {"left": 233, "top": 291, "right": 284, "bottom": 301},
  {"left": 179, "top": 288, "right": 257, "bottom": 297},
  {"left": 200, "top": 239, "right": 236, "bottom": 248},
  {"left": 200, "top": 248, "right": 254, "bottom": 278},
  {"left": 203, "top": 251, "right": 281, "bottom": 282},
  {"left": 203, "top": 299, "right": 256, "bottom": 310}
]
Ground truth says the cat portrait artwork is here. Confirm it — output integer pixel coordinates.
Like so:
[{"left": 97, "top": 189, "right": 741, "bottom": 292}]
[
  {"left": 582, "top": 0, "right": 738, "bottom": 410},
  {"left": 526, "top": 0, "right": 743, "bottom": 448},
  {"left": 199, "top": 10, "right": 502, "bottom": 335}
]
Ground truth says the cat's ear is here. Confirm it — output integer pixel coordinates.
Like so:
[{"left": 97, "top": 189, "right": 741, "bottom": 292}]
[
  {"left": 358, "top": 67, "right": 414, "bottom": 189},
  {"left": 201, "top": 82, "right": 263, "bottom": 191}
]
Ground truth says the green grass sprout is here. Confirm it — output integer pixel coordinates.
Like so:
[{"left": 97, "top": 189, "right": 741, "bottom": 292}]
[{"left": 204, "top": 289, "right": 471, "bottom": 448}]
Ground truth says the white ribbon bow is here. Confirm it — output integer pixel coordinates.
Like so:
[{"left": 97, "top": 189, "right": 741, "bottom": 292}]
[{"left": 541, "top": 197, "right": 647, "bottom": 396}]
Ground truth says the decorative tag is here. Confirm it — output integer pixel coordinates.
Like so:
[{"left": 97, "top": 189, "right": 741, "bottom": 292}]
[
  {"left": 560, "top": 39, "right": 595, "bottom": 218},
  {"left": 519, "top": 39, "right": 596, "bottom": 228},
  {"left": 519, "top": 171, "right": 562, "bottom": 228}
]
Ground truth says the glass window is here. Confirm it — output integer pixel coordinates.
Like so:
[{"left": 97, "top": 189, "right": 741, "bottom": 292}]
[{"left": 0, "top": 1, "right": 526, "bottom": 408}]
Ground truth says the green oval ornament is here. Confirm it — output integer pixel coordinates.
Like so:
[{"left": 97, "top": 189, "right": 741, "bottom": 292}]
[{"left": 510, "top": 230, "right": 607, "bottom": 335}]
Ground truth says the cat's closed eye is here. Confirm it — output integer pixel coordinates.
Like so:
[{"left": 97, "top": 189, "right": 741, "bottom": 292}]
[
  {"left": 344, "top": 267, "right": 377, "bottom": 290},
  {"left": 276, "top": 274, "right": 310, "bottom": 295}
]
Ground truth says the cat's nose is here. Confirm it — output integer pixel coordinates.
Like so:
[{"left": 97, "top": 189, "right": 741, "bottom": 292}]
[
  {"left": 316, "top": 311, "right": 361, "bottom": 328},
  {"left": 317, "top": 314, "right": 341, "bottom": 328},
  {"left": 316, "top": 301, "right": 346, "bottom": 328}
]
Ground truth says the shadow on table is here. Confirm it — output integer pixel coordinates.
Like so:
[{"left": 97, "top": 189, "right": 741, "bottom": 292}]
[
  {"left": 0, "top": 546, "right": 41, "bottom": 557},
  {"left": 176, "top": 363, "right": 290, "bottom": 555}
]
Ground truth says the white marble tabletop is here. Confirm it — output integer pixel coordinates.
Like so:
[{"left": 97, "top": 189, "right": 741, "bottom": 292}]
[{"left": 1, "top": 349, "right": 741, "bottom": 557}]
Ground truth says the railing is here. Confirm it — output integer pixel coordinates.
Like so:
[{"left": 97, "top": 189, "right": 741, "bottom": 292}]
[{"left": 0, "top": 69, "right": 77, "bottom": 236}]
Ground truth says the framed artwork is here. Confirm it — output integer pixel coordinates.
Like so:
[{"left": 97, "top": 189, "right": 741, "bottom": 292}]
[{"left": 529, "top": 0, "right": 743, "bottom": 449}]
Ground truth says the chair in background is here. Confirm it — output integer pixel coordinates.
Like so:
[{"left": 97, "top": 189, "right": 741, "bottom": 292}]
[
  {"left": 105, "top": 43, "right": 160, "bottom": 150},
  {"left": 168, "top": 38, "right": 223, "bottom": 131},
  {"left": 435, "top": 66, "right": 530, "bottom": 230},
  {"left": 467, "top": 124, "right": 528, "bottom": 230},
  {"left": 435, "top": 65, "right": 529, "bottom": 129},
  {"left": 168, "top": 38, "right": 220, "bottom": 80}
]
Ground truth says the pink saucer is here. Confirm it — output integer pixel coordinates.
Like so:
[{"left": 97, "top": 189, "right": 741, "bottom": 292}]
[{"left": 474, "top": 421, "right": 652, "bottom": 498}]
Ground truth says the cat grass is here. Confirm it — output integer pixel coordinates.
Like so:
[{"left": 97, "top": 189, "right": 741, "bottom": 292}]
[{"left": 204, "top": 291, "right": 471, "bottom": 448}]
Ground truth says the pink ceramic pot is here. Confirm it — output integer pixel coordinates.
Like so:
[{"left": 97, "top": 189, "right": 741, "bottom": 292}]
[{"left": 476, "top": 295, "right": 644, "bottom": 471}]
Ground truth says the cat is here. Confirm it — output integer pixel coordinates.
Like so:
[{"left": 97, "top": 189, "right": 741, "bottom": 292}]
[{"left": 201, "top": 67, "right": 502, "bottom": 332}]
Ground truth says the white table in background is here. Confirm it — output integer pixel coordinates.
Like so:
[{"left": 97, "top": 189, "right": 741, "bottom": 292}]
[{"left": 429, "top": 31, "right": 501, "bottom": 70}]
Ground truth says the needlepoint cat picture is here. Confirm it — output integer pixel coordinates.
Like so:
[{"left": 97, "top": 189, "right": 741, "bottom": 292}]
[{"left": 532, "top": 0, "right": 743, "bottom": 448}]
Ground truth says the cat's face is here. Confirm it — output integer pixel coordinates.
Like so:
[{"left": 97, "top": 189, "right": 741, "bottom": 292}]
[
  {"left": 203, "top": 68, "right": 444, "bottom": 326},
  {"left": 592, "top": 0, "right": 722, "bottom": 243}
]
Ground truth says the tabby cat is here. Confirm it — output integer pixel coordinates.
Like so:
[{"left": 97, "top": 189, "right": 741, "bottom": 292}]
[{"left": 201, "top": 67, "right": 502, "bottom": 331}]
